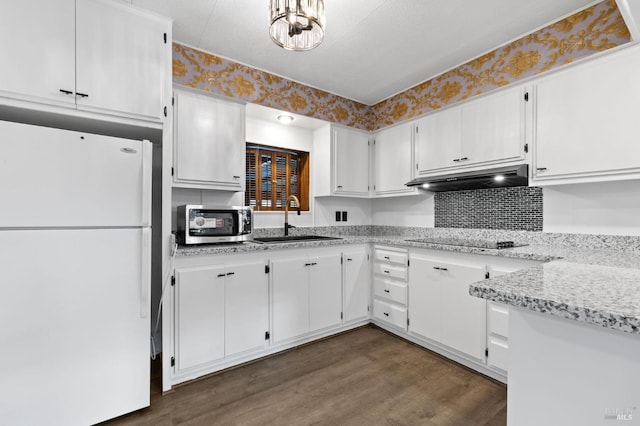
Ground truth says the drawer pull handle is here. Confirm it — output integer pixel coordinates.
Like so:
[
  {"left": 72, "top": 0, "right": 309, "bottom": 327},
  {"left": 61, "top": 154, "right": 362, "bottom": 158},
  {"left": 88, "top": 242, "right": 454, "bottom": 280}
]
[
  {"left": 383, "top": 312, "right": 389, "bottom": 317},
  {"left": 536, "top": 167, "right": 547, "bottom": 172},
  {"left": 347, "top": 258, "right": 353, "bottom": 261},
  {"left": 383, "top": 270, "right": 390, "bottom": 274},
  {"left": 304, "top": 263, "right": 312, "bottom": 266},
  {"left": 226, "top": 272, "right": 235, "bottom": 276},
  {"left": 384, "top": 256, "right": 390, "bottom": 260},
  {"left": 217, "top": 273, "right": 226, "bottom": 278},
  {"left": 233, "top": 175, "right": 240, "bottom": 179},
  {"left": 453, "top": 158, "right": 460, "bottom": 162},
  {"left": 59, "top": 89, "right": 73, "bottom": 95},
  {"left": 76, "top": 92, "right": 89, "bottom": 98},
  {"left": 433, "top": 266, "right": 448, "bottom": 271},
  {"left": 383, "top": 289, "right": 390, "bottom": 293},
  {"left": 460, "top": 157, "right": 468, "bottom": 161}
]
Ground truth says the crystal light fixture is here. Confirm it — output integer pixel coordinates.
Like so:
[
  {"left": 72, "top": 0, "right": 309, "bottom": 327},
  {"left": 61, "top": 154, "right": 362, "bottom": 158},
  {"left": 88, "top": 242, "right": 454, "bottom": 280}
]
[{"left": 270, "top": 0, "right": 325, "bottom": 51}]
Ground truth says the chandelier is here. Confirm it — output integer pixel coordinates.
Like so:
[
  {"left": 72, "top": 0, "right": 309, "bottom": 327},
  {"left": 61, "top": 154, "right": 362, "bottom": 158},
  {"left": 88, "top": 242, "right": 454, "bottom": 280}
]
[{"left": 269, "top": 0, "right": 325, "bottom": 51}]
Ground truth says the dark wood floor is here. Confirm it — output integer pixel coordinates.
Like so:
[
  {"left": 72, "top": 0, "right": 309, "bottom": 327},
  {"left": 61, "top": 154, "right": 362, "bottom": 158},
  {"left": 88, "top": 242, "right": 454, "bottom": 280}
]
[{"left": 103, "top": 326, "right": 506, "bottom": 426}]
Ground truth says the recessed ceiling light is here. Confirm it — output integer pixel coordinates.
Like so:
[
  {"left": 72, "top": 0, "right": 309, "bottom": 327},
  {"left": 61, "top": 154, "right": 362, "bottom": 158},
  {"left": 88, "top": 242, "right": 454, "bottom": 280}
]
[
  {"left": 494, "top": 175, "right": 505, "bottom": 182},
  {"left": 277, "top": 114, "right": 294, "bottom": 124}
]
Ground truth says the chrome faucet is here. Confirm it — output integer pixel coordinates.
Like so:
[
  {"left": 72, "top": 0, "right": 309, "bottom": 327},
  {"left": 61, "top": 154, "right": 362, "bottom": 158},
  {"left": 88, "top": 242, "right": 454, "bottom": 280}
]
[{"left": 284, "top": 194, "right": 301, "bottom": 236}]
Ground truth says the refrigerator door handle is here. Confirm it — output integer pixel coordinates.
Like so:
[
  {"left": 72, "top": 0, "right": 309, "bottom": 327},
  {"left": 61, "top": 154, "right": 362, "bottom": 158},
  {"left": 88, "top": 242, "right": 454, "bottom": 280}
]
[
  {"left": 141, "top": 140, "right": 153, "bottom": 227},
  {"left": 140, "top": 227, "right": 152, "bottom": 318}
]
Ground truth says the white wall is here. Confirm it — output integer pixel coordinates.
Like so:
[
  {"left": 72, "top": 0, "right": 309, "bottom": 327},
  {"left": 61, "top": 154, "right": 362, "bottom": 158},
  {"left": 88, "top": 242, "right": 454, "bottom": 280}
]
[
  {"left": 542, "top": 180, "right": 640, "bottom": 236},
  {"left": 370, "top": 193, "right": 435, "bottom": 227},
  {"left": 246, "top": 116, "right": 316, "bottom": 228},
  {"left": 314, "top": 197, "right": 371, "bottom": 226}
]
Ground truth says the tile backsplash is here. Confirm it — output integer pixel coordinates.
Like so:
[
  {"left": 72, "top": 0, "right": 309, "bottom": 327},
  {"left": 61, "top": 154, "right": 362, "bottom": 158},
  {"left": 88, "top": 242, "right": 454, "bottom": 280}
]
[{"left": 435, "top": 187, "right": 543, "bottom": 231}]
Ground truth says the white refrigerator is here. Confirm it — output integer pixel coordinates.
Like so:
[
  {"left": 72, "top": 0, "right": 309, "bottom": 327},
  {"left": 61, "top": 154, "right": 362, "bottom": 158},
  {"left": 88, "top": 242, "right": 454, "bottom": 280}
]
[{"left": 0, "top": 120, "right": 152, "bottom": 425}]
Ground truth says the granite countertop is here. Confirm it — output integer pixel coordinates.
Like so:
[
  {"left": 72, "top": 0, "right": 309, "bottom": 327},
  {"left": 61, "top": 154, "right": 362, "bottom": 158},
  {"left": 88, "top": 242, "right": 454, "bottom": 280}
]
[{"left": 175, "top": 226, "right": 640, "bottom": 335}]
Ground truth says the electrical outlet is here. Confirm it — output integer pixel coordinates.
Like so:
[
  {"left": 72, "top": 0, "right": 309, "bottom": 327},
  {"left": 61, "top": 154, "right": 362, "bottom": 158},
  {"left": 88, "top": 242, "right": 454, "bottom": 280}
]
[
  {"left": 335, "top": 211, "right": 342, "bottom": 222},
  {"left": 342, "top": 211, "right": 348, "bottom": 222}
]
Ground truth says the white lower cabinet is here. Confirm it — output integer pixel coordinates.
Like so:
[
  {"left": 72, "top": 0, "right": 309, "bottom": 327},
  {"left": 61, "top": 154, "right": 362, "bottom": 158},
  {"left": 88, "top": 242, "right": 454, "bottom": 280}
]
[
  {"left": 408, "top": 251, "right": 487, "bottom": 361},
  {"left": 343, "top": 246, "right": 371, "bottom": 322},
  {"left": 271, "top": 250, "right": 342, "bottom": 343},
  {"left": 175, "top": 265, "right": 225, "bottom": 371},
  {"left": 174, "top": 260, "right": 268, "bottom": 373},
  {"left": 487, "top": 302, "right": 510, "bottom": 372}
]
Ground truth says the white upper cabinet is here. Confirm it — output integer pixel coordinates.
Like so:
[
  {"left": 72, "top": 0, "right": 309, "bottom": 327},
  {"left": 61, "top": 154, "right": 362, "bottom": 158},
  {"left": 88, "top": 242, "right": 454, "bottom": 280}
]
[
  {"left": 76, "top": 0, "right": 168, "bottom": 121},
  {"left": 533, "top": 45, "right": 640, "bottom": 184},
  {"left": 332, "top": 126, "right": 370, "bottom": 196},
  {"left": 173, "top": 90, "right": 245, "bottom": 191},
  {"left": 373, "top": 122, "right": 417, "bottom": 196},
  {"left": 0, "top": 0, "right": 76, "bottom": 107},
  {"left": 314, "top": 124, "right": 370, "bottom": 198},
  {"left": 416, "top": 106, "right": 462, "bottom": 172},
  {"left": 416, "top": 86, "right": 528, "bottom": 175},
  {"left": 0, "top": 0, "right": 169, "bottom": 122},
  {"left": 461, "top": 86, "right": 527, "bottom": 166}
]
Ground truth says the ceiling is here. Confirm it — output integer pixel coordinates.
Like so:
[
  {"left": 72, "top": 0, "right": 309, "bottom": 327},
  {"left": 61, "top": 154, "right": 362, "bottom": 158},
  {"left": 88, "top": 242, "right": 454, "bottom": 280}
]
[{"left": 130, "top": 0, "right": 598, "bottom": 105}]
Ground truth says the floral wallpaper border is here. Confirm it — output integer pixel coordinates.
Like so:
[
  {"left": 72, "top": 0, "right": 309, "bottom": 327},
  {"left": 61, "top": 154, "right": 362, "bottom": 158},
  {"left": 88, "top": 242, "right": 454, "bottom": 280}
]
[{"left": 172, "top": 0, "right": 630, "bottom": 132}]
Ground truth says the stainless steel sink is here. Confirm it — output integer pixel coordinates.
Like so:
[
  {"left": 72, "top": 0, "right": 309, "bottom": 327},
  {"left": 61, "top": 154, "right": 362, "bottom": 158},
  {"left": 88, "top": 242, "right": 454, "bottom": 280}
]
[{"left": 252, "top": 235, "right": 342, "bottom": 243}]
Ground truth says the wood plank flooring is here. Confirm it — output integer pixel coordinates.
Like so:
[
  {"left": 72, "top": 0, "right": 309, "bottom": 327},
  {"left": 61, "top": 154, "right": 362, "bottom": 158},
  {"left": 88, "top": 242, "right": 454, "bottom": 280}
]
[{"left": 103, "top": 326, "right": 506, "bottom": 426}]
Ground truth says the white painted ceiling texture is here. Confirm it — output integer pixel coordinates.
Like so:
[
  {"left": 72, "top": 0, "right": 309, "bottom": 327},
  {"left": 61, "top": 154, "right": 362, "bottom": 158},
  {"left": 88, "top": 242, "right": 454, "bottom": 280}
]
[{"left": 132, "top": 0, "right": 597, "bottom": 105}]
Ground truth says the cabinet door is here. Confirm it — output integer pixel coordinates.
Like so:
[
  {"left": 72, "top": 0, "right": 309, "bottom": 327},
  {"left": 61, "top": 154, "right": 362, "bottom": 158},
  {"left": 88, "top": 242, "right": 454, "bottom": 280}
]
[
  {"left": 175, "top": 265, "right": 225, "bottom": 371},
  {"left": 333, "top": 127, "right": 370, "bottom": 195},
  {"left": 535, "top": 48, "right": 640, "bottom": 180},
  {"left": 271, "top": 257, "right": 310, "bottom": 342},
  {"left": 415, "top": 107, "right": 462, "bottom": 173},
  {"left": 309, "top": 253, "right": 343, "bottom": 331},
  {"left": 0, "top": 0, "right": 76, "bottom": 106},
  {"left": 461, "top": 87, "right": 526, "bottom": 166},
  {"left": 408, "top": 255, "right": 442, "bottom": 342},
  {"left": 440, "top": 262, "right": 487, "bottom": 361},
  {"left": 173, "top": 90, "right": 245, "bottom": 190},
  {"left": 373, "top": 122, "right": 415, "bottom": 195},
  {"left": 225, "top": 261, "right": 268, "bottom": 357},
  {"left": 76, "top": 0, "right": 167, "bottom": 121},
  {"left": 343, "top": 247, "right": 370, "bottom": 322}
]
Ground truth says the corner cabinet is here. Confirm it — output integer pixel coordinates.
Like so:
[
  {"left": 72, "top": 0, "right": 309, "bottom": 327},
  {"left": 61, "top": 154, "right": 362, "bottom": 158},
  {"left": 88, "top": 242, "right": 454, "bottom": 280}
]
[
  {"left": 332, "top": 126, "right": 370, "bottom": 196},
  {"left": 342, "top": 246, "right": 371, "bottom": 322},
  {"left": 415, "top": 85, "right": 528, "bottom": 175},
  {"left": 0, "top": 0, "right": 170, "bottom": 122},
  {"left": 372, "top": 122, "right": 417, "bottom": 197},
  {"left": 314, "top": 124, "right": 370, "bottom": 198},
  {"left": 173, "top": 90, "right": 245, "bottom": 191},
  {"left": 533, "top": 44, "right": 640, "bottom": 185}
]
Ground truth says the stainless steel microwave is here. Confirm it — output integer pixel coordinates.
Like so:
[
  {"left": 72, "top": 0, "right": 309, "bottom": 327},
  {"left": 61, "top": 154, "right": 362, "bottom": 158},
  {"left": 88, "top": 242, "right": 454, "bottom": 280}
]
[{"left": 176, "top": 205, "right": 253, "bottom": 245}]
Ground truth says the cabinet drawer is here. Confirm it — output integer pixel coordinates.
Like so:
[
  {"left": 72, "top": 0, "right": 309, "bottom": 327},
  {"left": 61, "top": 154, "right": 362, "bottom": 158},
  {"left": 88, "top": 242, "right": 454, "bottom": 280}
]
[
  {"left": 373, "top": 263, "right": 407, "bottom": 281},
  {"left": 488, "top": 302, "right": 509, "bottom": 338},
  {"left": 374, "top": 278, "right": 407, "bottom": 305},
  {"left": 374, "top": 299, "right": 407, "bottom": 331},
  {"left": 487, "top": 335, "right": 509, "bottom": 372},
  {"left": 374, "top": 248, "right": 408, "bottom": 266}
]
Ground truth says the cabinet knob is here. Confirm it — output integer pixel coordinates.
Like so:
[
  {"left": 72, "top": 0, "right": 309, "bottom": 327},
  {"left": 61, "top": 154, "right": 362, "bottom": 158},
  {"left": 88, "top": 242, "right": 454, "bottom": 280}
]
[
  {"left": 384, "top": 289, "right": 390, "bottom": 293},
  {"left": 384, "top": 256, "right": 390, "bottom": 260},
  {"left": 337, "top": 185, "right": 343, "bottom": 189},
  {"left": 383, "top": 312, "right": 389, "bottom": 317}
]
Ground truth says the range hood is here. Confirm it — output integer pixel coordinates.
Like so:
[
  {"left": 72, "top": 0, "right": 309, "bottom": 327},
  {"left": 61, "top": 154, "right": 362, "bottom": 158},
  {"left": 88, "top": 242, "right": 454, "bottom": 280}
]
[{"left": 405, "top": 164, "right": 529, "bottom": 192}]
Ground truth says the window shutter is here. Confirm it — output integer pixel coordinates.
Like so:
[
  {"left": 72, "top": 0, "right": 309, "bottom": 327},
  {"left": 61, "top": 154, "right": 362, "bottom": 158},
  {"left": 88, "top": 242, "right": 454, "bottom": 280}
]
[
  {"left": 245, "top": 149, "right": 257, "bottom": 208},
  {"left": 260, "top": 152, "right": 273, "bottom": 208}
]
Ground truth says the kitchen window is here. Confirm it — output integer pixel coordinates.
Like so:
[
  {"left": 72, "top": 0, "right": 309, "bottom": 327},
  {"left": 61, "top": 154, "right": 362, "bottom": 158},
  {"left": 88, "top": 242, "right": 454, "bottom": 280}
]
[{"left": 245, "top": 144, "right": 309, "bottom": 211}]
